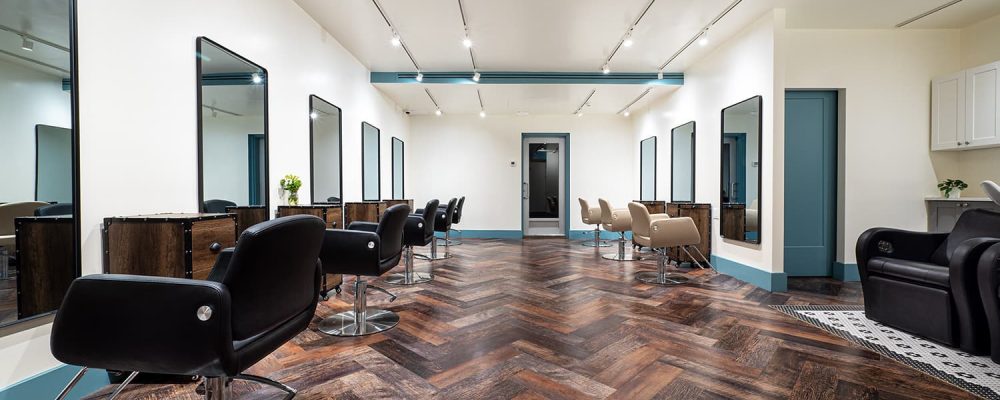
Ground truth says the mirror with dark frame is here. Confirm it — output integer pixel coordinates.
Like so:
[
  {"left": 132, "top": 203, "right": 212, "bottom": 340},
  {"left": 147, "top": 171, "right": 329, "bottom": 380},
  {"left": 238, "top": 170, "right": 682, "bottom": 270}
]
[
  {"left": 0, "top": 0, "right": 78, "bottom": 328},
  {"left": 197, "top": 37, "right": 268, "bottom": 215},
  {"left": 639, "top": 136, "right": 656, "bottom": 201},
  {"left": 361, "top": 122, "right": 380, "bottom": 201},
  {"left": 720, "top": 96, "right": 762, "bottom": 244},
  {"left": 671, "top": 121, "right": 695, "bottom": 202},
  {"left": 392, "top": 137, "right": 404, "bottom": 199},
  {"left": 309, "top": 95, "right": 342, "bottom": 205}
]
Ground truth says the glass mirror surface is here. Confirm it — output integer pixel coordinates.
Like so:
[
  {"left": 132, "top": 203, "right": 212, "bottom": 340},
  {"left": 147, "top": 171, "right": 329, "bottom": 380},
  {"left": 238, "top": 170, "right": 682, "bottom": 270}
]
[
  {"left": 310, "top": 95, "right": 341, "bottom": 205},
  {"left": 362, "top": 122, "right": 380, "bottom": 201},
  {"left": 720, "top": 96, "right": 762, "bottom": 244},
  {"left": 528, "top": 143, "right": 562, "bottom": 218},
  {"left": 392, "top": 137, "right": 404, "bottom": 199},
  {"left": 671, "top": 122, "right": 695, "bottom": 202},
  {"left": 639, "top": 137, "right": 656, "bottom": 201},
  {"left": 0, "top": 0, "right": 78, "bottom": 328},
  {"left": 197, "top": 37, "right": 267, "bottom": 211}
]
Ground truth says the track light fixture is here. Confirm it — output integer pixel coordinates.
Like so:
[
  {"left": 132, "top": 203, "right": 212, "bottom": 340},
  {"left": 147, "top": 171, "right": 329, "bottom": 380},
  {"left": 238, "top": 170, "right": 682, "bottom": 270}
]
[
  {"left": 415, "top": 72, "right": 424, "bottom": 82},
  {"left": 623, "top": 31, "right": 634, "bottom": 47},
  {"left": 602, "top": 64, "right": 610, "bottom": 74},
  {"left": 462, "top": 36, "right": 472, "bottom": 48},
  {"left": 576, "top": 112, "right": 583, "bottom": 117},
  {"left": 251, "top": 73, "right": 263, "bottom": 84},
  {"left": 435, "top": 109, "right": 442, "bottom": 116},
  {"left": 472, "top": 71, "right": 481, "bottom": 82},
  {"left": 657, "top": 0, "right": 741, "bottom": 71},
  {"left": 623, "top": 110, "right": 631, "bottom": 117},
  {"left": 391, "top": 32, "right": 401, "bottom": 47},
  {"left": 657, "top": 70, "right": 664, "bottom": 80},
  {"left": 698, "top": 29, "right": 710, "bottom": 46},
  {"left": 310, "top": 111, "right": 319, "bottom": 119},
  {"left": 20, "top": 36, "right": 33, "bottom": 51},
  {"left": 479, "top": 110, "right": 486, "bottom": 118}
]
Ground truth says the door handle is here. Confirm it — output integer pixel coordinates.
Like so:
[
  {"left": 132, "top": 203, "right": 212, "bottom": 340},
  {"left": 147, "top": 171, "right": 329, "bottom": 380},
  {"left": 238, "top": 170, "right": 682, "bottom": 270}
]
[{"left": 522, "top": 182, "right": 528, "bottom": 199}]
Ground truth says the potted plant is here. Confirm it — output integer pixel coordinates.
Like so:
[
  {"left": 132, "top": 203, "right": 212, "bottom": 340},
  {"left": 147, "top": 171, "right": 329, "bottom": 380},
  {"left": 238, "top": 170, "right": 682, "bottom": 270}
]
[
  {"left": 279, "top": 174, "right": 303, "bottom": 205},
  {"left": 938, "top": 178, "right": 968, "bottom": 199}
]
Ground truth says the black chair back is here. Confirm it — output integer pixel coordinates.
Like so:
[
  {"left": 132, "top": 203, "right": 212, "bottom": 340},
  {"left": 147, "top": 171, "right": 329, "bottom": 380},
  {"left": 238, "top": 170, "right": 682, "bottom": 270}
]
[
  {"left": 211, "top": 215, "right": 325, "bottom": 341},
  {"left": 204, "top": 199, "right": 237, "bottom": 214},
  {"left": 453, "top": 196, "right": 465, "bottom": 223},
  {"left": 420, "top": 199, "right": 439, "bottom": 237},
  {"left": 377, "top": 204, "right": 411, "bottom": 261},
  {"left": 436, "top": 198, "right": 458, "bottom": 231},
  {"left": 34, "top": 203, "right": 72, "bottom": 216},
  {"left": 931, "top": 209, "right": 1000, "bottom": 265},
  {"left": 326, "top": 196, "right": 341, "bottom": 204}
]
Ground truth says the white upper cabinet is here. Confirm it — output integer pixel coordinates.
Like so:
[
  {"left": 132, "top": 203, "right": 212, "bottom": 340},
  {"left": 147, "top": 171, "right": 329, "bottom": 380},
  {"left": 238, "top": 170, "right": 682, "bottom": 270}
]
[{"left": 931, "top": 61, "right": 1000, "bottom": 151}]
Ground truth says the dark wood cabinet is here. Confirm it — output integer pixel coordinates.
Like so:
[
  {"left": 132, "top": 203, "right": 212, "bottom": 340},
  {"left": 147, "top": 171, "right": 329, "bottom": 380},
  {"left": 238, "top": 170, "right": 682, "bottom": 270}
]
[
  {"left": 633, "top": 200, "right": 666, "bottom": 215},
  {"left": 277, "top": 205, "right": 343, "bottom": 229},
  {"left": 721, "top": 204, "right": 746, "bottom": 241},
  {"left": 384, "top": 199, "right": 414, "bottom": 209},
  {"left": 344, "top": 201, "right": 386, "bottom": 227},
  {"left": 103, "top": 213, "right": 237, "bottom": 280},
  {"left": 225, "top": 206, "right": 268, "bottom": 236},
  {"left": 666, "top": 203, "right": 712, "bottom": 264},
  {"left": 14, "top": 216, "right": 76, "bottom": 319}
]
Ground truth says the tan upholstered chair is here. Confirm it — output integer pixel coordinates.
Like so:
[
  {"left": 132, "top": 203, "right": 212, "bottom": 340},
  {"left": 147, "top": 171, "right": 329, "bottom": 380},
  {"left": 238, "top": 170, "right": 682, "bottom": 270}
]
[
  {"left": 578, "top": 198, "right": 609, "bottom": 247},
  {"left": 629, "top": 202, "right": 713, "bottom": 285},
  {"left": 598, "top": 198, "right": 637, "bottom": 261},
  {"left": 0, "top": 201, "right": 49, "bottom": 249}
]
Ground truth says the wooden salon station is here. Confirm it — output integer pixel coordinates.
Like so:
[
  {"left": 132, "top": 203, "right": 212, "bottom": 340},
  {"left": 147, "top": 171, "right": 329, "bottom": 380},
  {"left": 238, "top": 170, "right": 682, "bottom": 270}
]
[{"left": 102, "top": 213, "right": 237, "bottom": 280}]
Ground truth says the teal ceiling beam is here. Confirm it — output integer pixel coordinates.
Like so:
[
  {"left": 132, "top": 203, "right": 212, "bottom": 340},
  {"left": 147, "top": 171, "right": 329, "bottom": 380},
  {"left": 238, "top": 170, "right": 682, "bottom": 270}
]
[{"left": 370, "top": 71, "right": 683, "bottom": 85}]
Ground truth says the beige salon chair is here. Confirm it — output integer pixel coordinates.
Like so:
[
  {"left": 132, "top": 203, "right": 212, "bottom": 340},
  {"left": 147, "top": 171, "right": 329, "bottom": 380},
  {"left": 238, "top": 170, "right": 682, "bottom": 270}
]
[
  {"left": 0, "top": 201, "right": 49, "bottom": 249},
  {"left": 629, "top": 202, "right": 714, "bottom": 285},
  {"left": 578, "top": 198, "right": 610, "bottom": 247},
  {"left": 598, "top": 199, "right": 637, "bottom": 261}
]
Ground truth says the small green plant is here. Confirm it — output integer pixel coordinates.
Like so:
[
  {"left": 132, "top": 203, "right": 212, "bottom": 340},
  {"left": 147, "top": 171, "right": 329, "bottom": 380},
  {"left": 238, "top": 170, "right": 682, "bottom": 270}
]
[
  {"left": 280, "top": 174, "right": 302, "bottom": 205},
  {"left": 937, "top": 178, "right": 968, "bottom": 198}
]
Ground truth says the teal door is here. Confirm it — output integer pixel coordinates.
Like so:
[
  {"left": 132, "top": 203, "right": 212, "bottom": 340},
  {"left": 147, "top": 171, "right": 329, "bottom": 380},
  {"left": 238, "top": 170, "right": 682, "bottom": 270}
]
[{"left": 784, "top": 91, "right": 837, "bottom": 276}]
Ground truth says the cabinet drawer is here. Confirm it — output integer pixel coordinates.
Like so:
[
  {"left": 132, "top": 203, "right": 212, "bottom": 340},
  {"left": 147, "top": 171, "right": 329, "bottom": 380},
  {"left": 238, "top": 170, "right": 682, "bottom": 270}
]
[
  {"left": 326, "top": 207, "right": 343, "bottom": 229},
  {"left": 190, "top": 218, "right": 237, "bottom": 274}
]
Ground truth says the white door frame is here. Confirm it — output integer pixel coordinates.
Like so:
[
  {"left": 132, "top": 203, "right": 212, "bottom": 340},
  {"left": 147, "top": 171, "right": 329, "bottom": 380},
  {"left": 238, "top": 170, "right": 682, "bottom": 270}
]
[{"left": 522, "top": 136, "right": 566, "bottom": 236}]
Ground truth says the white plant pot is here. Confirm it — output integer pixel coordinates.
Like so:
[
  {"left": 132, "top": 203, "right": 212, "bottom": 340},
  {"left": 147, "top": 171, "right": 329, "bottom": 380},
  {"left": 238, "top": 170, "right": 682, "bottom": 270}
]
[{"left": 945, "top": 190, "right": 962, "bottom": 199}]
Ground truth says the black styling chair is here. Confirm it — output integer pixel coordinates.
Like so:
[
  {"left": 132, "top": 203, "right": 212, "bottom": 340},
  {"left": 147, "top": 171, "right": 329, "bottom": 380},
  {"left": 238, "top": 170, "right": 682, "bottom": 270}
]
[
  {"left": 34, "top": 203, "right": 73, "bottom": 216},
  {"left": 50, "top": 215, "right": 327, "bottom": 400},
  {"left": 857, "top": 209, "right": 1000, "bottom": 354},
  {"left": 416, "top": 198, "right": 457, "bottom": 261},
  {"left": 438, "top": 196, "right": 465, "bottom": 246},
  {"left": 203, "top": 199, "right": 237, "bottom": 214},
  {"left": 978, "top": 242, "right": 1000, "bottom": 363},
  {"left": 318, "top": 204, "right": 410, "bottom": 336},
  {"left": 385, "top": 199, "right": 439, "bottom": 285},
  {"left": 326, "top": 196, "right": 341, "bottom": 204}
]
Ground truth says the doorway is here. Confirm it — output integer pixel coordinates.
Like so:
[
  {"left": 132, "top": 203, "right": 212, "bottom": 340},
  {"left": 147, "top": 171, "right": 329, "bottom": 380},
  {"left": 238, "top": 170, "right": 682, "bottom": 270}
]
[
  {"left": 784, "top": 90, "right": 838, "bottom": 276},
  {"left": 522, "top": 135, "right": 567, "bottom": 236}
]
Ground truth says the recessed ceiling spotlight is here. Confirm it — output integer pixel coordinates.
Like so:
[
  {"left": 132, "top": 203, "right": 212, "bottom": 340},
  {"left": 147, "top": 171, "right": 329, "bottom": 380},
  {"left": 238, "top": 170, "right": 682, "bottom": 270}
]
[
  {"left": 602, "top": 65, "right": 610, "bottom": 74},
  {"left": 251, "top": 73, "right": 263, "bottom": 84},
  {"left": 479, "top": 110, "right": 486, "bottom": 118},
  {"left": 576, "top": 112, "right": 583, "bottom": 117},
  {"left": 462, "top": 36, "right": 473, "bottom": 48},
  {"left": 391, "top": 32, "right": 401, "bottom": 47},
  {"left": 310, "top": 111, "right": 318, "bottom": 119},
  {"left": 623, "top": 110, "right": 631, "bottom": 117},
  {"left": 435, "top": 109, "right": 442, "bottom": 116},
  {"left": 21, "top": 36, "right": 33, "bottom": 51},
  {"left": 473, "top": 71, "right": 481, "bottom": 82},
  {"left": 698, "top": 29, "right": 710, "bottom": 46},
  {"left": 415, "top": 72, "right": 424, "bottom": 82}
]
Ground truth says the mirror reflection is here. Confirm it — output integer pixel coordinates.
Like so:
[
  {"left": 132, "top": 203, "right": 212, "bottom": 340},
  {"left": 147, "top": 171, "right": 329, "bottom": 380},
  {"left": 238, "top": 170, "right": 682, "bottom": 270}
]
[
  {"left": 392, "top": 138, "right": 404, "bottom": 199},
  {"left": 310, "top": 96, "right": 342, "bottom": 205},
  {"left": 198, "top": 37, "right": 268, "bottom": 213},
  {"left": 720, "top": 96, "right": 762, "bottom": 244},
  {"left": 639, "top": 137, "right": 656, "bottom": 201},
  {"left": 0, "top": 0, "right": 77, "bottom": 327},
  {"left": 671, "top": 122, "right": 695, "bottom": 202},
  {"left": 362, "top": 122, "right": 380, "bottom": 201}
]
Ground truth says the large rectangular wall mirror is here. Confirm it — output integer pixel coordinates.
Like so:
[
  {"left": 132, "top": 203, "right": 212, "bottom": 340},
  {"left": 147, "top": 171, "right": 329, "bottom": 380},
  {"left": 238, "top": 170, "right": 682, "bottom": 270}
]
[
  {"left": 671, "top": 121, "right": 696, "bottom": 202},
  {"left": 197, "top": 37, "right": 268, "bottom": 219},
  {"left": 361, "top": 122, "right": 380, "bottom": 201},
  {"left": 639, "top": 136, "right": 656, "bottom": 201},
  {"left": 720, "top": 95, "right": 762, "bottom": 244},
  {"left": 0, "top": 0, "right": 79, "bottom": 329},
  {"left": 310, "top": 95, "right": 342, "bottom": 205},
  {"left": 392, "top": 137, "right": 404, "bottom": 199}
]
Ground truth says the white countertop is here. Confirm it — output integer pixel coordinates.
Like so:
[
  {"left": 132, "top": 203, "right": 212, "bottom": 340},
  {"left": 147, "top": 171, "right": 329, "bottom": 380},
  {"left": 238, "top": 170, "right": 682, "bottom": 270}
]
[{"left": 925, "top": 197, "right": 993, "bottom": 202}]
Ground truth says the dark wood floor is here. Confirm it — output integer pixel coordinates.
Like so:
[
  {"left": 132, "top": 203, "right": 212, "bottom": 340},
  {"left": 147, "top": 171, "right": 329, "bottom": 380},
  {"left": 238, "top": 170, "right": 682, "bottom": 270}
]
[{"left": 84, "top": 238, "right": 973, "bottom": 399}]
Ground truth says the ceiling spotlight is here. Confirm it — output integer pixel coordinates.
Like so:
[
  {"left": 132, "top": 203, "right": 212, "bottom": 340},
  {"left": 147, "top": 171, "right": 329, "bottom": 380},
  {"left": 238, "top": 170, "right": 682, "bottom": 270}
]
[
  {"left": 623, "top": 32, "right": 634, "bottom": 48},
  {"left": 602, "top": 65, "right": 610, "bottom": 74},
  {"left": 576, "top": 112, "right": 583, "bottom": 117},
  {"left": 657, "top": 70, "right": 664, "bottom": 80},
  {"left": 251, "top": 73, "right": 263, "bottom": 84},
  {"left": 623, "top": 110, "right": 631, "bottom": 117},
  {"left": 479, "top": 110, "right": 486, "bottom": 118},
  {"left": 435, "top": 109, "right": 442, "bottom": 116},
  {"left": 20, "top": 36, "right": 33, "bottom": 51},
  {"left": 415, "top": 72, "right": 424, "bottom": 82},
  {"left": 391, "top": 32, "right": 401, "bottom": 47},
  {"left": 698, "top": 30, "right": 710, "bottom": 46},
  {"left": 310, "top": 111, "right": 318, "bottom": 119},
  {"left": 462, "top": 36, "right": 473, "bottom": 48},
  {"left": 473, "top": 71, "right": 481, "bottom": 82}
]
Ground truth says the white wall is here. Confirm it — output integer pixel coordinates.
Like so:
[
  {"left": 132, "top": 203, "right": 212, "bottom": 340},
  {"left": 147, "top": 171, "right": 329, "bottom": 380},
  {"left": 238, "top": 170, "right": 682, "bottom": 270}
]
[
  {"left": 407, "top": 114, "right": 634, "bottom": 233},
  {"left": 202, "top": 115, "right": 263, "bottom": 205},
  {"left": 632, "top": 10, "right": 783, "bottom": 273},
  {"left": 0, "top": 0, "right": 409, "bottom": 388},
  {"left": 785, "top": 28, "right": 962, "bottom": 264},
  {"left": 953, "top": 14, "right": 1000, "bottom": 197},
  {"left": 0, "top": 59, "right": 71, "bottom": 203}
]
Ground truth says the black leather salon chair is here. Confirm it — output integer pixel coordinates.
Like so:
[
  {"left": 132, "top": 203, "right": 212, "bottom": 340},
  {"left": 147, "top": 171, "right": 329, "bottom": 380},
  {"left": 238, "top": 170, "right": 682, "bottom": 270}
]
[
  {"left": 203, "top": 199, "right": 237, "bottom": 214},
  {"left": 34, "top": 203, "right": 72, "bottom": 216},
  {"left": 326, "top": 196, "right": 341, "bottom": 204},
  {"left": 385, "top": 199, "right": 439, "bottom": 285},
  {"left": 50, "top": 215, "right": 326, "bottom": 400},
  {"left": 438, "top": 196, "right": 465, "bottom": 246},
  {"left": 416, "top": 198, "right": 457, "bottom": 261},
  {"left": 978, "top": 242, "right": 1000, "bottom": 363},
  {"left": 318, "top": 204, "right": 409, "bottom": 336},
  {"left": 857, "top": 209, "right": 1000, "bottom": 354}
]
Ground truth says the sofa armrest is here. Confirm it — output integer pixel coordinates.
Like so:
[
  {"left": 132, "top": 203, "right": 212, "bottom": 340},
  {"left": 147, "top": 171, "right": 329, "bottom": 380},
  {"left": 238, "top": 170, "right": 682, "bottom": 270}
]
[
  {"left": 856, "top": 228, "right": 948, "bottom": 278},
  {"left": 51, "top": 274, "right": 232, "bottom": 376}
]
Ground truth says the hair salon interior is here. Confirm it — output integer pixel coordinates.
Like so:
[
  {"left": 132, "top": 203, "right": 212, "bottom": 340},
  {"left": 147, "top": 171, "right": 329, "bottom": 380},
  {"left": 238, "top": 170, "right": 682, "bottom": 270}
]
[{"left": 5, "top": 0, "right": 1000, "bottom": 398}]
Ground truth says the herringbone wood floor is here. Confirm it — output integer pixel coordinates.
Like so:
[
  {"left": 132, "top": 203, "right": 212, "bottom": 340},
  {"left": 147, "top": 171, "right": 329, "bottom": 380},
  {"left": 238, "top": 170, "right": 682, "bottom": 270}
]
[{"left": 84, "top": 238, "right": 974, "bottom": 399}]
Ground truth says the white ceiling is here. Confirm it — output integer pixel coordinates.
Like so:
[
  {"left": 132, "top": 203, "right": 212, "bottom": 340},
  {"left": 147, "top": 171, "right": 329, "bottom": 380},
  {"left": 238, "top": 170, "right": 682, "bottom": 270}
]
[
  {"left": 295, "top": 0, "right": 1000, "bottom": 115},
  {"left": 0, "top": 0, "right": 71, "bottom": 78}
]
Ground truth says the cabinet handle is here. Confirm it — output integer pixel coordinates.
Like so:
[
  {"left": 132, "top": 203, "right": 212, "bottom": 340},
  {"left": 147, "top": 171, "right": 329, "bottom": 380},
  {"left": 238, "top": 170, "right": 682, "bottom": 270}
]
[
  {"left": 209, "top": 242, "right": 222, "bottom": 252},
  {"left": 958, "top": 142, "right": 962, "bottom": 146},
  {"left": 965, "top": 141, "right": 970, "bottom": 145}
]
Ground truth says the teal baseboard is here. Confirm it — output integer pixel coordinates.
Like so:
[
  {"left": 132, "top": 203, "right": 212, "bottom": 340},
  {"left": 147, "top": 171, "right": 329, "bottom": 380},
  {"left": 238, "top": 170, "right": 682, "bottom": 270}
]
[
  {"left": 0, "top": 365, "right": 108, "bottom": 400},
  {"left": 568, "top": 230, "right": 632, "bottom": 240},
  {"left": 833, "top": 262, "right": 860, "bottom": 282},
  {"left": 711, "top": 255, "right": 787, "bottom": 292},
  {"left": 435, "top": 230, "right": 523, "bottom": 239}
]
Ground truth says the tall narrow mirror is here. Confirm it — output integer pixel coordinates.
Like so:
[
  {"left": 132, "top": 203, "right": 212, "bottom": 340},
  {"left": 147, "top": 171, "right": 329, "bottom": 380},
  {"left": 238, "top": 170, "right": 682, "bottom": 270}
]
[
  {"left": 639, "top": 137, "right": 656, "bottom": 201},
  {"left": 392, "top": 137, "right": 404, "bottom": 199},
  {"left": 0, "top": 0, "right": 78, "bottom": 328},
  {"left": 197, "top": 37, "right": 268, "bottom": 229},
  {"left": 671, "top": 122, "right": 696, "bottom": 202},
  {"left": 720, "top": 96, "right": 762, "bottom": 244},
  {"left": 362, "top": 122, "right": 380, "bottom": 200},
  {"left": 310, "top": 95, "right": 342, "bottom": 205}
]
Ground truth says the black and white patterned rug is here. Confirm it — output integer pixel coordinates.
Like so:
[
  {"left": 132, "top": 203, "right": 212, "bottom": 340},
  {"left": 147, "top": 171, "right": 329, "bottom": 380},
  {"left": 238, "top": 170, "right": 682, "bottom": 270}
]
[{"left": 772, "top": 304, "right": 1000, "bottom": 399}]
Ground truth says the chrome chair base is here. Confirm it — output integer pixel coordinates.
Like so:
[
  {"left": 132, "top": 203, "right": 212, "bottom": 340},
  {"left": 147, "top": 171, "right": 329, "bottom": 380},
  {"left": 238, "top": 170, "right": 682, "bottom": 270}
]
[
  {"left": 198, "top": 374, "right": 295, "bottom": 400},
  {"left": 318, "top": 309, "right": 399, "bottom": 336},
  {"left": 57, "top": 368, "right": 137, "bottom": 400},
  {"left": 635, "top": 271, "right": 690, "bottom": 285},
  {"left": 602, "top": 253, "right": 642, "bottom": 261},
  {"left": 384, "top": 272, "right": 432, "bottom": 285},
  {"left": 416, "top": 236, "right": 451, "bottom": 260}
]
